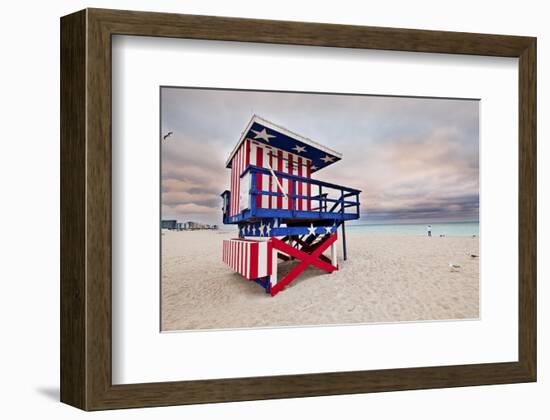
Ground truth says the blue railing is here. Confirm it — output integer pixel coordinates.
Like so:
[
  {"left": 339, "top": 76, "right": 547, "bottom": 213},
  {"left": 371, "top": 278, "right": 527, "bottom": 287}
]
[{"left": 222, "top": 165, "right": 361, "bottom": 224}]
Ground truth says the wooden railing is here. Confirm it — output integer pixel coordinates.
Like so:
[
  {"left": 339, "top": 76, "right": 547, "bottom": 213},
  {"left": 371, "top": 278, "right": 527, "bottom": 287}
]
[{"left": 242, "top": 165, "right": 361, "bottom": 219}]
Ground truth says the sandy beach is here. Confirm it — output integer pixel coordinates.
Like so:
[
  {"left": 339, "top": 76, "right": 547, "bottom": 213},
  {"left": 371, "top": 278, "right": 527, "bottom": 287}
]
[{"left": 161, "top": 229, "right": 479, "bottom": 331}]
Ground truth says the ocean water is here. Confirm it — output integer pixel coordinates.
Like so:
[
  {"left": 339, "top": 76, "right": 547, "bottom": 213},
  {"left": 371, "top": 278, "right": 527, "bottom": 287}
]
[{"left": 346, "top": 221, "right": 479, "bottom": 236}]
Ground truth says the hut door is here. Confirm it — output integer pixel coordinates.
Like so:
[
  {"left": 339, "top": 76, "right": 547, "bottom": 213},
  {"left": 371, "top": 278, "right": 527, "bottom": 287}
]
[{"left": 239, "top": 173, "right": 251, "bottom": 212}]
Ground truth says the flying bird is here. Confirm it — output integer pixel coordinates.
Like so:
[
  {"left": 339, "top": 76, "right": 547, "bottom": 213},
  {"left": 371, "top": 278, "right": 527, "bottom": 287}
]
[{"left": 163, "top": 131, "right": 173, "bottom": 141}]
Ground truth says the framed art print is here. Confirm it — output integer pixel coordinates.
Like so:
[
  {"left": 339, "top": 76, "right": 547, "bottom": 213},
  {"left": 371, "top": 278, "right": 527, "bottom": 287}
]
[
  {"left": 61, "top": 8, "right": 536, "bottom": 410},
  {"left": 158, "top": 88, "right": 479, "bottom": 331}
]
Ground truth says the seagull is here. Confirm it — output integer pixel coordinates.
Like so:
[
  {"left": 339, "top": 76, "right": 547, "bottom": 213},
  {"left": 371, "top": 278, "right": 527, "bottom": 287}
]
[
  {"left": 449, "top": 263, "right": 461, "bottom": 272},
  {"left": 307, "top": 223, "right": 317, "bottom": 237},
  {"left": 292, "top": 145, "right": 307, "bottom": 154},
  {"left": 320, "top": 155, "right": 335, "bottom": 163},
  {"left": 163, "top": 131, "right": 173, "bottom": 141},
  {"left": 251, "top": 128, "right": 275, "bottom": 142}
]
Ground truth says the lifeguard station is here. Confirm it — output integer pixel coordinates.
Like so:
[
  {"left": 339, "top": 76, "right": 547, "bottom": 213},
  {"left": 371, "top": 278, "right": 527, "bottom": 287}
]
[{"left": 221, "top": 116, "right": 361, "bottom": 296}]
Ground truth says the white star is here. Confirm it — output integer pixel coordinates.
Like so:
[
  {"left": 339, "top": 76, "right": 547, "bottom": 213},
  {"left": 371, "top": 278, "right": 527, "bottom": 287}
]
[
  {"left": 292, "top": 145, "right": 307, "bottom": 154},
  {"left": 259, "top": 222, "right": 265, "bottom": 236},
  {"left": 251, "top": 128, "right": 275, "bottom": 142},
  {"left": 266, "top": 224, "right": 272, "bottom": 236},
  {"left": 311, "top": 165, "right": 318, "bottom": 171},
  {"left": 307, "top": 224, "right": 317, "bottom": 237},
  {"left": 324, "top": 226, "right": 333, "bottom": 234},
  {"left": 247, "top": 224, "right": 252, "bottom": 234},
  {"left": 320, "top": 155, "right": 335, "bottom": 163}
]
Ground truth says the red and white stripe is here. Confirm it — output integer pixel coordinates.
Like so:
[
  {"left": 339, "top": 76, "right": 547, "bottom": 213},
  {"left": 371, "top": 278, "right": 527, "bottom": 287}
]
[
  {"left": 248, "top": 140, "right": 311, "bottom": 211},
  {"left": 229, "top": 141, "right": 249, "bottom": 216},
  {"left": 229, "top": 140, "right": 312, "bottom": 216},
  {"left": 222, "top": 239, "right": 271, "bottom": 279}
]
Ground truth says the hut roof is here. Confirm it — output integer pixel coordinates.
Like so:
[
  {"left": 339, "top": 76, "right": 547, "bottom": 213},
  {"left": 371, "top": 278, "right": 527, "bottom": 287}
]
[{"left": 225, "top": 115, "right": 342, "bottom": 173}]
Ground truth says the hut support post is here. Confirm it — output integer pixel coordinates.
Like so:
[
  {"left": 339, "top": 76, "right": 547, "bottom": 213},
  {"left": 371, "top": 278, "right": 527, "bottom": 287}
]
[
  {"left": 270, "top": 246, "right": 278, "bottom": 288},
  {"left": 331, "top": 239, "right": 338, "bottom": 267},
  {"left": 342, "top": 221, "right": 348, "bottom": 261}
]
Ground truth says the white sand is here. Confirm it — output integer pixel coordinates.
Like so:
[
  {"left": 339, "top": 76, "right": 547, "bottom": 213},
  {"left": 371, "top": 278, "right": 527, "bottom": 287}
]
[{"left": 161, "top": 229, "right": 479, "bottom": 331}]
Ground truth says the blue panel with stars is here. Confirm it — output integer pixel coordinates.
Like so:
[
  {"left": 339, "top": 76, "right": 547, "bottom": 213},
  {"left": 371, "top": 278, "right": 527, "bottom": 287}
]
[
  {"left": 228, "top": 115, "right": 342, "bottom": 173},
  {"left": 238, "top": 219, "right": 341, "bottom": 238}
]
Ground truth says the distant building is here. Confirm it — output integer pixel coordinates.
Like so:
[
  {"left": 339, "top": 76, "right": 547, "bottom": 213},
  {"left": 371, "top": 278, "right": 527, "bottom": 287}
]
[
  {"left": 162, "top": 220, "right": 218, "bottom": 231},
  {"left": 187, "top": 221, "right": 200, "bottom": 230},
  {"left": 161, "top": 220, "right": 178, "bottom": 230}
]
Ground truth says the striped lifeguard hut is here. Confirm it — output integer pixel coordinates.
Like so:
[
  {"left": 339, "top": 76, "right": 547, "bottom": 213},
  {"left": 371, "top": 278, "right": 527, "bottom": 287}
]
[{"left": 221, "top": 115, "right": 361, "bottom": 296}]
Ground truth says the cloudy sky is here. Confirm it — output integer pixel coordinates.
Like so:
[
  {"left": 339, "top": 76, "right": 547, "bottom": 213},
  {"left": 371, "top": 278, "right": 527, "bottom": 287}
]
[{"left": 161, "top": 87, "right": 479, "bottom": 225}]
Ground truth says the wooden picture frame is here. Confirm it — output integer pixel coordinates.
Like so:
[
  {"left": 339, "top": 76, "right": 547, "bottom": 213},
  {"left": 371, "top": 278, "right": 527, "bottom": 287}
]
[{"left": 60, "top": 8, "right": 536, "bottom": 411}]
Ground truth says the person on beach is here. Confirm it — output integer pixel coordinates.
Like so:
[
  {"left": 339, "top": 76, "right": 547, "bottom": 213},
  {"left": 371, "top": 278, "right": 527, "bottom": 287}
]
[{"left": 427, "top": 224, "right": 432, "bottom": 237}]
